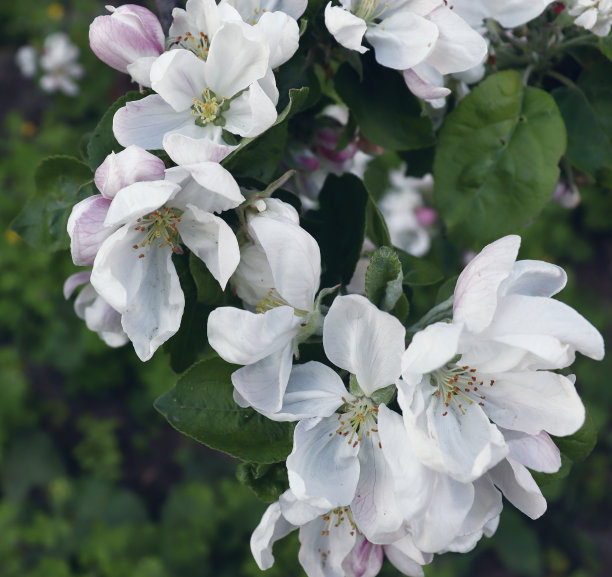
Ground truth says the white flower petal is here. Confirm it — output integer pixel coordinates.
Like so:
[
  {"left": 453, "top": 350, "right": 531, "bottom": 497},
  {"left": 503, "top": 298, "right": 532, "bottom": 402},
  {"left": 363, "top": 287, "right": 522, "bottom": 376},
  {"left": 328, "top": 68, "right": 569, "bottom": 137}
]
[
  {"left": 324, "top": 4, "right": 368, "bottom": 53},
  {"left": 179, "top": 207, "right": 240, "bottom": 289},
  {"left": 63, "top": 271, "right": 91, "bottom": 299},
  {"left": 223, "top": 82, "right": 277, "bottom": 138},
  {"left": 252, "top": 11, "right": 300, "bottom": 68},
  {"left": 249, "top": 217, "right": 321, "bottom": 311},
  {"left": 206, "top": 22, "right": 270, "bottom": 97},
  {"left": 488, "top": 458, "right": 547, "bottom": 519},
  {"left": 271, "top": 361, "right": 348, "bottom": 421},
  {"left": 287, "top": 417, "right": 360, "bottom": 508},
  {"left": 323, "top": 295, "right": 405, "bottom": 396},
  {"left": 385, "top": 535, "right": 430, "bottom": 577},
  {"left": 231, "top": 343, "right": 295, "bottom": 413},
  {"left": 504, "top": 430, "right": 561, "bottom": 473},
  {"left": 401, "top": 322, "right": 462, "bottom": 385},
  {"left": 453, "top": 235, "right": 521, "bottom": 333},
  {"left": 403, "top": 66, "right": 451, "bottom": 101},
  {"left": 104, "top": 181, "right": 181, "bottom": 227},
  {"left": 208, "top": 305, "right": 299, "bottom": 365},
  {"left": 365, "top": 12, "right": 438, "bottom": 70},
  {"left": 498, "top": 259, "right": 567, "bottom": 298},
  {"left": 482, "top": 370, "right": 585, "bottom": 436},
  {"left": 250, "top": 501, "right": 296, "bottom": 570},
  {"left": 343, "top": 537, "right": 384, "bottom": 577},
  {"left": 162, "top": 132, "right": 237, "bottom": 165},
  {"left": 126, "top": 55, "right": 157, "bottom": 87}
]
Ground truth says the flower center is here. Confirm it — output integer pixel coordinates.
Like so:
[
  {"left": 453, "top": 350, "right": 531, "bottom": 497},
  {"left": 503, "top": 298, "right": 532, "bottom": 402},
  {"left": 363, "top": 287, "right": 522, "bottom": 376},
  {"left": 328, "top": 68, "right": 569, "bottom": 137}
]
[
  {"left": 335, "top": 396, "right": 380, "bottom": 448},
  {"left": 191, "top": 88, "right": 228, "bottom": 127},
  {"left": 430, "top": 364, "right": 493, "bottom": 417},
  {"left": 132, "top": 206, "right": 183, "bottom": 257},
  {"left": 354, "top": 0, "right": 388, "bottom": 22},
  {"left": 249, "top": 6, "right": 268, "bottom": 25},
  {"left": 321, "top": 507, "right": 357, "bottom": 537},
  {"left": 169, "top": 31, "right": 210, "bottom": 60}
]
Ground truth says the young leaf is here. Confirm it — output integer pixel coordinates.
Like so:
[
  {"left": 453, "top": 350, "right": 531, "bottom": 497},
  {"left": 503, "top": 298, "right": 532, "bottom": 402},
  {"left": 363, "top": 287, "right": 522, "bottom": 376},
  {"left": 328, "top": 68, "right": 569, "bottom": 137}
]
[
  {"left": 552, "top": 408, "right": 597, "bottom": 463},
  {"left": 236, "top": 462, "right": 289, "bottom": 503},
  {"left": 365, "top": 246, "right": 409, "bottom": 320},
  {"left": 154, "top": 356, "right": 294, "bottom": 464},
  {"left": 335, "top": 53, "right": 434, "bottom": 151},
  {"left": 395, "top": 248, "right": 443, "bottom": 287},
  {"left": 11, "top": 156, "right": 93, "bottom": 252},
  {"left": 434, "top": 70, "right": 566, "bottom": 246}
]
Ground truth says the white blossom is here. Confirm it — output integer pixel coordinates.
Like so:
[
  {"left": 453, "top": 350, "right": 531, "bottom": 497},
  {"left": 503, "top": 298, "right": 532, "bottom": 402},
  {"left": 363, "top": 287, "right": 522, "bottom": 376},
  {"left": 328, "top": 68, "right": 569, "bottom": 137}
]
[{"left": 569, "top": 0, "right": 612, "bottom": 36}]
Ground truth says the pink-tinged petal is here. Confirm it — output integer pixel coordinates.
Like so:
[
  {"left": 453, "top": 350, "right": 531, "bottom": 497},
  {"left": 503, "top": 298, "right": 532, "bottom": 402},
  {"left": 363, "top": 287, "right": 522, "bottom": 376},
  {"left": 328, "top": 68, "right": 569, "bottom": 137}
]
[
  {"left": 163, "top": 132, "right": 237, "bottom": 165},
  {"left": 232, "top": 343, "right": 294, "bottom": 414},
  {"left": 351, "top": 434, "right": 405, "bottom": 544},
  {"left": 104, "top": 181, "right": 180, "bottom": 227},
  {"left": 208, "top": 305, "right": 298, "bottom": 365},
  {"left": 299, "top": 513, "right": 358, "bottom": 577},
  {"left": 410, "top": 473, "right": 475, "bottom": 553},
  {"left": 424, "top": 7, "right": 487, "bottom": 75},
  {"left": 150, "top": 49, "right": 208, "bottom": 112},
  {"left": 206, "top": 23, "right": 270, "bottom": 97},
  {"left": 488, "top": 459, "right": 547, "bottom": 519},
  {"left": 250, "top": 501, "right": 296, "bottom": 570},
  {"left": 288, "top": 417, "right": 360, "bottom": 508},
  {"left": 503, "top": 430, "right": 561, "bottom": 473},
  {"left": 63, "top": 271, "right": 92, "bottom": 299},
  {"left": 75, "top": 286, "right": 128, "bottom": 348},
  {"left": 68, "top": 195, "right": 113, "bottom": 266},
  {"left": 249, "top": 217, "right": 321, "bottom": 311},
  {"left": 343, "top": 536, "right": 384, "bottom": 577},
  {"left": 94, "top": 145, "right": 165, "bottom": 199},
  {"left": 453, "top": 235, "right": 521, "bottom": 333},
  {"left": 366, "top": 12, "right": 438, "bottom": 70},
  {"left": 179, "top": 207, "right": 240, "bottom": 289},
  {"left": 223, "top": 82, "right": 277, "bottom": 138},
  {"left": 385, "top": 535, "right": 431, "bottom": 577},
  {"left": 173, "top": 162, "right": 244, "bottom": 212},
  {"left": 402, "top": 322, "right": 462, "bottom": 385},
  {"left": 325, "top": 4, "right": 368, "bottom": 53},
  {"left": 498, "top": 259, "right": 567, "bottom": 298},
  {"left": 89, "top": 5, "right": 164, "bottom": 73},
  {"left": 403, "top": 67, "right": 450, "bottom": 101},
  {"left": 485, "top": 294, "right": 605, "bottom": 365},
  {"left": 271, "top": 361, "right": 348, "bottom": 422},
  {"left": 252, "top": 11, "right": 300, "bottom": 68},
  {"left": 377, "top": 405, "right": 432, "bottom": 521},
  {"left": 113, "top": 94, "right": 205, "bottom": 150},
  {"left": 323, "top": 295, "right": 405, "bottom": 396},
  {"left": 482, "top": 370, "right": 585, "bottom": 437}
]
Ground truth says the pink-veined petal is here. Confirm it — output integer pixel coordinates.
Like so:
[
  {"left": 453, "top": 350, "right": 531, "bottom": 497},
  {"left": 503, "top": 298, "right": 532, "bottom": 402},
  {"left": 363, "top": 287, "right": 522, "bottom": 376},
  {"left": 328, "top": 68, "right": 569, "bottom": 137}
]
[
  {"left": 68, "top": 195, "right": 113, "bottom": 266},
  {"left": 503, "top": 430, "right": 561, "bottom": 473}
]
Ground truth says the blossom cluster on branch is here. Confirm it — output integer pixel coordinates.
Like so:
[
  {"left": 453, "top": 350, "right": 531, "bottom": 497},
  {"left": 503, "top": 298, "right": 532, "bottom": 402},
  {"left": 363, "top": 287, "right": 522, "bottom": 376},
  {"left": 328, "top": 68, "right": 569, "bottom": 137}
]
[{"left": 13, "top": 0, "right": 610, "bottom": 575}]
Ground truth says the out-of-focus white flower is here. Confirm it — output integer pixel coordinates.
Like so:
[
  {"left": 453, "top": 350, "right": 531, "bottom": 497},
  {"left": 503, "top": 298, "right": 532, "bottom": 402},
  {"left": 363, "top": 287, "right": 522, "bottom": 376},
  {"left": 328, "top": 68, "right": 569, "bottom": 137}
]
[
  {"left": 39, "top": 32, "right": 84, "bottom": 96},
  {"left": 452, "top": 0, "right": 556, "bottom": 28},
  {"left": 63, "top": 271, "right": 128, "bottom": 348},
  {"left": 400, "top": 235, "right": 604, "bottom": 483},
  {"left": 15, "top": 45, "right": 37, "bottom": 77},
  {"left": 568, "top": 0, "right": 612, "bottom": 36},
  {"left": 552, "top": 179, "right": 581, "bottom": 209},
  {"left": 89, "top": 4, "right": 165, "bottom": 86},
  {"left": 378, "top": 170, "right": 435, "bottom": 258},
  {"left": 113, "top": 24, "right": 276, "bottom": 149}
]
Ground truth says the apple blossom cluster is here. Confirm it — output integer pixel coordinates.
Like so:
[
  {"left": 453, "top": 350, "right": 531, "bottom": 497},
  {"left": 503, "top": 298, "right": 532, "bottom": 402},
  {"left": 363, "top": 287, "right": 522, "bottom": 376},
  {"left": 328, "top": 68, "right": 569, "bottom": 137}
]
[{"left": 52, "top": 1, "right": 610, "bottom": 575}]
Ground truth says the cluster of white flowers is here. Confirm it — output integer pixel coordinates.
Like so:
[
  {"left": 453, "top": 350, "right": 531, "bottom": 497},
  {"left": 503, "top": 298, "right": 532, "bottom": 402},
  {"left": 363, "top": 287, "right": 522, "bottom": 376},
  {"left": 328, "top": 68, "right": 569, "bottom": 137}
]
[
  {"left": 64, "top": 1, "right": 607, "bottom": 575},
  {"left": 16, "top": 32, "right": 84, "bottom": 96}
]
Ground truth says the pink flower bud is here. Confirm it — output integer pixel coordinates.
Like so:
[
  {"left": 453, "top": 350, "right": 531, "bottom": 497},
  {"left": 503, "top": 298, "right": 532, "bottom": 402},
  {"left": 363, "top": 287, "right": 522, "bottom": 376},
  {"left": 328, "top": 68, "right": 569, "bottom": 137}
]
[
  {"left": 89, "top": 4, "right": 164, "bottom": 74},
  {"left": 415, "top": 206, "right": 437, "bottom": 228}
]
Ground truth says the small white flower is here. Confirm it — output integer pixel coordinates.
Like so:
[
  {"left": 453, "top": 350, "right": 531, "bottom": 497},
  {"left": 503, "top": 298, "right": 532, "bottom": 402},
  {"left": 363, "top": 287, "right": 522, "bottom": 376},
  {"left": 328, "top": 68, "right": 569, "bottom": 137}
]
[
  {"left": 569, "top": 0, "right": 612, "bottom": 37},
  {"left": 39, "top": 32, "right": 84, "bottom": 96},
  {"left": 451, "top": 0, "right": 556, "bottom": 28}
]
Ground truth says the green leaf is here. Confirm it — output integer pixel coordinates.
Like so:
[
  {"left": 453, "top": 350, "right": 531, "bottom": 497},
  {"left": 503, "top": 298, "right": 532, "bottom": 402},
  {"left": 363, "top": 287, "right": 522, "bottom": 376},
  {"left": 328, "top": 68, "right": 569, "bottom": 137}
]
[
  {"left": 335, "top": 54, "right": 434, "bottom": 151},
  {"left": 365, "top": 247, "right": 408, "bottom": 319},
  {"left": 86, "top": 90, "right": 148, "bottom": 170},
  {"left": 434, "top": 70, "right": 566, "bottom": 245},
  {"left": 599, "top": 35, "right": 612, "bottom": 60},
  {"left": 154, "top": 356, "right": 294, "bottom": 463},
  {"left": 552, "top": 408, "right": 597, "bottom": 463},
  {"left": 236, "top": 462, "right": 289, "bottom": 503},
  {"left": 11, "top": 156, "right": 94, "bottom": 251},
  {"left": 395, "top": 248, "right": 443, "bottom": 286},
  {"left": 302, "top": 173, "right": 367, "bottom": 287}
]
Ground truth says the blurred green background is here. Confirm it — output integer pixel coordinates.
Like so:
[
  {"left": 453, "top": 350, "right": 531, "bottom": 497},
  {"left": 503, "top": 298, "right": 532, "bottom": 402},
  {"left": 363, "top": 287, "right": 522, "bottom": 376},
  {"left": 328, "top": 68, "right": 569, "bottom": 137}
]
[{"left": 0, "top": 1, "right": 610, "bottom": 576}]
